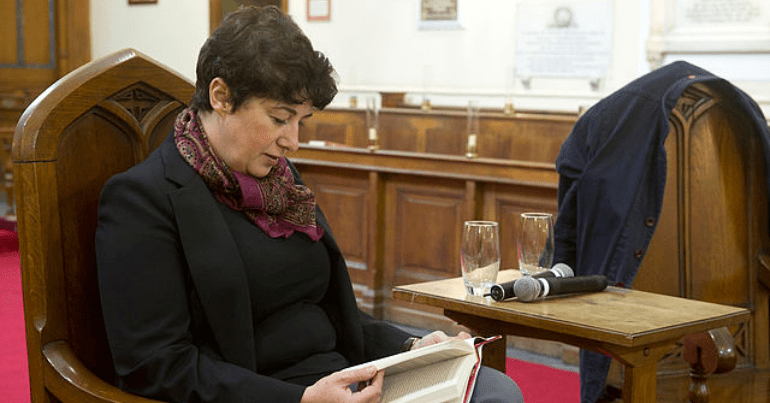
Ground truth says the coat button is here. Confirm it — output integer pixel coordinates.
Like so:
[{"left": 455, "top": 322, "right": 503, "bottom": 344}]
[{"left": 645, "top": 217, "right": 655, "bottom": 227}]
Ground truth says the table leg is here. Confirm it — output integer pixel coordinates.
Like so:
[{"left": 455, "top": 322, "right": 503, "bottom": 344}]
[
  {"left": 480, "top": 335, "right": 506, "bottom": 372},
  {"left": 613, "top": 345, "right": 671, "bottom": 403}
]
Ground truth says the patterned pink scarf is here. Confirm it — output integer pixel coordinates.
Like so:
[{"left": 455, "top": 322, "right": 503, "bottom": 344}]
[{"left": 173, "top": 108, "right": 324, "bottom": 241}]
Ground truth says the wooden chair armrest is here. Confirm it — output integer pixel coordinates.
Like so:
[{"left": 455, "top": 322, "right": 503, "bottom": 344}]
[
  {"left": 759, "top": 250, "right": 770, "bottom": 289},
  {"left": 43, "top": 340, "right": 165, "bottom": 403},
  {"left": 682, "top": 327, "right": 737, "bottom": 403},
  {"left": 683, "top": 327, "right": 737, "bottom": 375}
]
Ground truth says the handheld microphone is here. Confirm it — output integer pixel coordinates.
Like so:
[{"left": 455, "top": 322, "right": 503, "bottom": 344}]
[
  {"left": 487, "top": 263, "right": 575, "bottom": 302},
  {"left": 513, "top": 274, "right": 609, "bottom": 302}
]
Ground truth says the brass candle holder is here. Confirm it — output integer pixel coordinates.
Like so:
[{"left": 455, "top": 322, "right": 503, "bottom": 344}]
[
  {"left": 366, "top": 97, "right": 380, "bottom": 151},
  {"left": 466, "top": 101, "right": 479, "bottom": 159}
]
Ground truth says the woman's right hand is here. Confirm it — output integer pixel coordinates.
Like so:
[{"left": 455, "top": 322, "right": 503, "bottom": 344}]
[{"left": 301, "top": 366, "right": 384, "bottom": 403}]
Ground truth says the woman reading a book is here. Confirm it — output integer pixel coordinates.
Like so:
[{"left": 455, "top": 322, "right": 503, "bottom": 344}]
[{"left": 95, "top": 5, "right": 523, "bottom": 403}]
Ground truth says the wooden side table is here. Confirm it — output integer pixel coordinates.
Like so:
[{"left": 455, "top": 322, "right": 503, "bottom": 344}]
[{"left": 393, "top": 270, "right": 750, "bottom": 403}]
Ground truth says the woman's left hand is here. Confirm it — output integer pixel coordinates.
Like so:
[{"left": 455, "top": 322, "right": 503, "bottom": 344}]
[{"left": 410, "top": 330, "right": 472, "bottom": 350}]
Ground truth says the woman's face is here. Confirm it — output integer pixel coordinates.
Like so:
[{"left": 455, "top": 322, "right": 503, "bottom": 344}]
[{"left": 206, "top": 91, "right": 313, "bottom": 178}]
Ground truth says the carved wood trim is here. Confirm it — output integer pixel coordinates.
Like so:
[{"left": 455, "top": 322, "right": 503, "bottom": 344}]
[
  {"left": 675, "top": 84, "right": 713, "bottom": 122},
  {"left": 108, "top": 83, "right": 165, "bottom": 122}
]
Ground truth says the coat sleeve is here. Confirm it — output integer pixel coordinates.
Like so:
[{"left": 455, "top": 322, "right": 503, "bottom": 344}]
[
  {"left": 552, "top": 117, "right": 590, "bottom": 270},
  {"left": 96, "top": 168, "right": 306, "bottom": 403}
]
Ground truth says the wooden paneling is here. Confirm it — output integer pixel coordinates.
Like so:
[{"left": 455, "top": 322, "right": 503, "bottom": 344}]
[
  {"left": 56, "top": 0, "right": 91, "bottom": 77},
  {"left": 686, "top": 104, "right": 752, "bottom": 305},
  {"left": 1, "top": 0, "right": 55, "bottom": 95},
  {"left": 0, "top": 0, "right": 90, "bottom": 93},
  {"left": 381, "top": 177, "right": 470, "bottom": 330},
  {"left": 1, "top": 0, "right": 90, "bottom": 217},
  {"left": 386, "top": 177, "right": 467, "bottom": 284},
  {"left": 300, "top": 109, "right": 368, "bottom": 147},
  {"left": 0, "top": 1, "right": 18, "bottom": 65},
  {"left": 23, "top": 0, "right": 53, "bottom": 65},
  {"left": 300, "top": 107, "right": 577, "bottom": 163}
]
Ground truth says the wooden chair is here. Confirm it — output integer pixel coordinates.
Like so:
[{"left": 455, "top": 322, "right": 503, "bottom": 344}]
[
  {"left": 13, "top": 48, "right": 193, "bottom": 403},
  {"left": 595, "top": 81, "right": 770, "bottom": 402}
]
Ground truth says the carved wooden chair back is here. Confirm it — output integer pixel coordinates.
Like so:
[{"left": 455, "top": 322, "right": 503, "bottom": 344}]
[
  {"left": 635, "top": 82, "right": 770, "bottom": 373},
  {"left": 13, "top": 49, "right": 193, "bottom": 403}
]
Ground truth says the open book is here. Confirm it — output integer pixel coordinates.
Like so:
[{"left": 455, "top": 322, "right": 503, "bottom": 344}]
[{"left": 344, "top": 335, "right": 501, "bottom": 403}]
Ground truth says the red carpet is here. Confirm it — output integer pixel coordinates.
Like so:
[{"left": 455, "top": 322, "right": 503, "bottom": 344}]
[
  {"left": 0, "top": 229, "right": 28, "bottom": 403},
  {"left": 0, "top": 228, "right": 578, "bottom": 402},
  {"left": 507, "top": 356, "right": 580, "bottom": 402}
]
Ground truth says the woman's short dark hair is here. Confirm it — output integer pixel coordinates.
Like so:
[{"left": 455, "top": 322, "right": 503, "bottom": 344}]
[{"left": 190, "top": 5, "right": 337, "bottom": 112}]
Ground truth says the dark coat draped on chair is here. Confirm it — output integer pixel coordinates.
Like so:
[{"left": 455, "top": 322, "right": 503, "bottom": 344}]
[{"left": 553, "top": 61, "right": 770, "bottom": 403}]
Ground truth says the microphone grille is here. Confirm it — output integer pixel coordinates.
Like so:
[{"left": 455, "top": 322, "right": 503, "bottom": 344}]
[
  {"left": 513, "top": 276, "right": 541, "bottom": 302},
  {"left": 551, "top": 263, "right": 574, "bottom": 278}
]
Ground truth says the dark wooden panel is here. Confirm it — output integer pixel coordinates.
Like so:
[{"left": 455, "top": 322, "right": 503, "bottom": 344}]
[
  {"left": 687, "top": 106, "right": 752, "bottom": 306},
  {"left": 301, "top": 168, "right": 370, "bottom": 267},
  {"left": 58, "top": 109, "right": 139, "bottom": 384},
  {"left": 382, "top": 176, "right": 470, "bottom": 329},
  {"left": 299, "top": 107, "right": 577, "bottom": 163},
  {"left": 486, "top": 118, "right": 571, "bottom": 162},
  {"left": 425, "top": 127, "right": 466, "bottom": 155},
  {"left": 23, "top": 0, "right": 52, "bottom": 65},
  {"left": 299, "top": 109, "right": 367, "bottom": 147},
  {"left": 0, "top": 1, "right": 17, "bottom": 65},
  {"left": 315, "top": 123, "right": 347, "bottom": 145},
  {"left": 378, "top": 114, "right": 421, "bottom": 152},
  {"left": 388, "top": 177, "right": 467, "bottom": 284}
]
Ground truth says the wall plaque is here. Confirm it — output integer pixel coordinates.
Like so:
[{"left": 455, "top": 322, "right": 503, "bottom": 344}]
[
  {"left": 515, "top": 1, "right": 613, "bottom": 79},
  {"left": 419, "top": 0, "right": 461, "bottom": 30},
  {"left": 648, "top": 0, "right": 770, "bottom": 67}
]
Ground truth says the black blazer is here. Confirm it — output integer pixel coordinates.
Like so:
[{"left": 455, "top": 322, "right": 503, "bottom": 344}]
[{"left": 96, "top": 134, "right": 410, "bottom": 403}]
